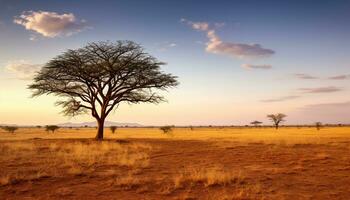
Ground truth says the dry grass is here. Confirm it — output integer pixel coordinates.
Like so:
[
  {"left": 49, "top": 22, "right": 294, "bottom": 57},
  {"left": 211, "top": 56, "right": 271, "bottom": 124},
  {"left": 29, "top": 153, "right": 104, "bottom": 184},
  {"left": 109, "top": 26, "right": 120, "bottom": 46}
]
[
  {"left": 174, "top": 166, "right": 244, "bottom": 188},
  {"left": 0, "top": 171, "right": 49, "bottom": 186},
  {"left": 113, "top": 173, "right": 141, "bottom": 189},
  {"left": 1, "top": 127, "right": 350, "bottom": 199},
  {"left": 0, "top": 140, "right": 151, "bottom": 186},
  {"left": 1, "top": 127, "right": 349, "bottom": 145}
]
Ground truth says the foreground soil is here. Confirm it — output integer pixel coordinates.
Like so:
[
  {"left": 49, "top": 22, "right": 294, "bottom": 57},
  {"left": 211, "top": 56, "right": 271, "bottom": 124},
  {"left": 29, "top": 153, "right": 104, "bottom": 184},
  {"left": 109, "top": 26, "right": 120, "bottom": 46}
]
[{"left": 1, "top": 134, "right": 350, "bottom": 200}]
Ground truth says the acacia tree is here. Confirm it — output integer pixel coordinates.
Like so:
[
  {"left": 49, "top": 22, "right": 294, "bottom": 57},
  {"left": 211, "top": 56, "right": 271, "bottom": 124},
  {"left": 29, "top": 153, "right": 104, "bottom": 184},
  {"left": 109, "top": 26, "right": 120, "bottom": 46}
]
[
  {"left": 110, "top": 126, "right": 117, "bottom": 134},
  {"left": 29, "top": 41, "right": 179, "bottom": 140},
  {"left": 46, "top": 125, "right": 60, "bottom": 133},
  {"left": 315, "top": 122, "right": 322, "bottom": 131},
  {"left": 267, "top": 113, "right": 287, "bottom": 129},
  {"left": 250, "top": 121, "right": 262, "bottom": 127}
]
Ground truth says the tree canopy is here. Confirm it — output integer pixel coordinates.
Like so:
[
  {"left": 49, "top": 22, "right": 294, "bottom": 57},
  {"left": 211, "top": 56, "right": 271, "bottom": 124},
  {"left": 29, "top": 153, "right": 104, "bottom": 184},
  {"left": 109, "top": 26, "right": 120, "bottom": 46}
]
[
  {"left": 267, "top": 113, "right": 287, "bottom": 129},
  {"left": 29, "top": 41, "right": 179, "bottom": 139}
]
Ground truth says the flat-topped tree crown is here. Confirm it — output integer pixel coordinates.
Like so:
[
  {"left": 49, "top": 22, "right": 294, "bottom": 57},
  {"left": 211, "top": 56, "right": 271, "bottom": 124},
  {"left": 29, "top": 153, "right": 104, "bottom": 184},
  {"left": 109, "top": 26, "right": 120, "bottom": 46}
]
[
  {"left": 28, "top": 41, "right": 179, "bottom": 140},
  {"left": 267, "top": 113, "right": 287, "bottom": 129}
]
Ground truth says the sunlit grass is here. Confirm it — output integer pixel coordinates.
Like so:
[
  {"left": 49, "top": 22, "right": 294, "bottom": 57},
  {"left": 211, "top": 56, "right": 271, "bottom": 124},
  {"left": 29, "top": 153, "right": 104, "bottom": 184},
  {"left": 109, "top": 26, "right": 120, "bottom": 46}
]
[
  {"left": 1, "top": 127, "right": 349, "bottom": 145},
  {"left": 0, "top": 140, "right": 151, "bottom": 186},
  {"left": 174, "top": 166, "right": 244, "bottom": 188}
]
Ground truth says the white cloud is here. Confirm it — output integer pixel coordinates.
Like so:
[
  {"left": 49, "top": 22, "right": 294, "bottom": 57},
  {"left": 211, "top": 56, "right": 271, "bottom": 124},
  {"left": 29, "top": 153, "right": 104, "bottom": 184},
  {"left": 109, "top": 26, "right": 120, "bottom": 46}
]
[
  {"left": 181, "top": 18, "right": 209, "bottom": 31},
  {"left": 14, "top": 11, "right": 88, "bottom": 38},
  {"left": 206, "top": 30, "right": 275, "bottom": 58},
  {"left": 181, "top": 19, "right": 275, "bottom": 59},
  {"left": 192, "top": 22, "right": 209, "bottom": 31},
  {"left": 241, "top": 63, "right": 272, "bottom": 70},
  {"left": 5, "top": 61, "right": 42, "bottom": 80}
]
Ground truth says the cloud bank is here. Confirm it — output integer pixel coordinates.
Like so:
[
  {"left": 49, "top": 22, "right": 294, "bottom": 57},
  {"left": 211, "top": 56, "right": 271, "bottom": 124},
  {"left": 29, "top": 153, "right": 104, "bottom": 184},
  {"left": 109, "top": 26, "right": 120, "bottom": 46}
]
[
  {"left": 181, "top": 19, "right": 275, "bottom": 59},
  {"left": 14, "top": 11, "right": 88, "bottom": 38}
]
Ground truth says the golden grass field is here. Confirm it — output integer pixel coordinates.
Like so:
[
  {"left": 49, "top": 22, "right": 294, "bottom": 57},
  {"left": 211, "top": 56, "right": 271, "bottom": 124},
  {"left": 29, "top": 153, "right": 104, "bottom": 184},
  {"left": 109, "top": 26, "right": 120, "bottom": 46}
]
[{"left": 1, "top": 127, "right": 350, "bottom": 199}]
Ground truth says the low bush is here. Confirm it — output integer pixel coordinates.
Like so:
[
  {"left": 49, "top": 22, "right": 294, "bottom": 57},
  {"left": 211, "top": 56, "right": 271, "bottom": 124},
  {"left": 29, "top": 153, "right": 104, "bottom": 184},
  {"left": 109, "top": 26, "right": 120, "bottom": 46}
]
[
  {"left": 110, "top": 126, "right": 117, "bottom": 134},
  {"left": 160, "top": 126, "right": 173, "bottom": 134},
  {"left": 46, "top": 125, "right": 60, "bottom": 133},
  {"left": 2, "top": 126, "right": 18, "bottom": 133}
]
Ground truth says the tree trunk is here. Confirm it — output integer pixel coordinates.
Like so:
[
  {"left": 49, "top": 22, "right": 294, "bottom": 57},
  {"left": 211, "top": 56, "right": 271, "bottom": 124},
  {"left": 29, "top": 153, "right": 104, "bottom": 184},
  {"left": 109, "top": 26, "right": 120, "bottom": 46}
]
[
  {"left": 275, "top": 124, "right": 279, "bottom": 129},
  {"left": 95, "top": 118, "right": 105, "bottom": 140}
]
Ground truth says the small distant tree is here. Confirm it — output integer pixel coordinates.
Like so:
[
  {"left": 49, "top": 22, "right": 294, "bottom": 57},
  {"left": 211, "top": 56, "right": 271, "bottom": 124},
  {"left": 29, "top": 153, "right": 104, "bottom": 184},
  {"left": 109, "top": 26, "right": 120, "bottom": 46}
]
[
  {"left": 110, "top": 126, "right": 117, "bottom": 134},
  {"left": 2, "top": 126, "right": 18, "bottom": 133},
  {"left": 46, "top": 125, "right": 60, "bottom": 133},
  {"left": 250, "top": 121, "right": 263, "bottom": 127},
  {"left": 267, "top": 113, "right": 287, "bottom": 129},
  {"left": 36, "top": 125, "right": 42, "bottom": 128},
  {"left": 160, "top": 126, "right": 172, "bottom": 134},
  {"left": 315, "top": 122, "right": 322, "bottom": 131}
]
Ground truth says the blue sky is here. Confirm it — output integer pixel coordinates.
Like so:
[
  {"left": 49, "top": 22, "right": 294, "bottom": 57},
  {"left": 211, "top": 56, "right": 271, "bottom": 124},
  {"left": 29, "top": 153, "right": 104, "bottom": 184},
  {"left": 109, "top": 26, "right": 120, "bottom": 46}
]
[{"left": 0, "top": 0, "right": 349, "bottom": 125}]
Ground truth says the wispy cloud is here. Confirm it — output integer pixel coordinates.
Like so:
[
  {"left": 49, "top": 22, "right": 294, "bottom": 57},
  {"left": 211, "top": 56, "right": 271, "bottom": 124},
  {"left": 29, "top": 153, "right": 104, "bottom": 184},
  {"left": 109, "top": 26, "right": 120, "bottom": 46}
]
[
  {"left": 5, "top": 61, "right": 42, "bottom": 80},
  {"left": 241, "top": 63, "right": 272, "bottom": 70},
  {"left": 181, "top": 18, "right": 275, "bottom": 59},
  {"left": 180, "top": 18, "right": 209, "bottom": 31},
  {"left": 298, "top": 86, "right": 341, "bottom": 93},
  {"left": 261, "top": 95, "right": 300, "bottom": 102},
  {"left": 328, "top": 74, "right": 350, "bottom": 80},
  {"left": 14, "top": 11, "right": 89, "bottom": 38},
  {"left": 295, "top": 101, "right": 350, "bottom": 124},
  {"left": 157, "top": 42, "right": 177, "bottom": 51},
  {"left": 302, "top": 101, "right": 350, "bottom": 109},
  {"left": 294, "top": 73, "right": 319, "bottom": 79}
]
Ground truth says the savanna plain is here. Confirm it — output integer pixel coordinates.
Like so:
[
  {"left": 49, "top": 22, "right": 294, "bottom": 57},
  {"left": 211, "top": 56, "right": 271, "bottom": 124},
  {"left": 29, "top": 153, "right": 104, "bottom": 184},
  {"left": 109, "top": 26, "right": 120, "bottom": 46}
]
[{"left": 1, "top": 127, "right": 350, "bottom": 200}]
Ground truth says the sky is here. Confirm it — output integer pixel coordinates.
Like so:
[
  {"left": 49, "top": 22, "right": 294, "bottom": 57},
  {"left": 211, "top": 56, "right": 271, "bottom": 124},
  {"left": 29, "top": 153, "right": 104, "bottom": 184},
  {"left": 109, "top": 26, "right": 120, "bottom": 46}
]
[{"left": 0, "top": 0, "right": 349, "bottom": 126}]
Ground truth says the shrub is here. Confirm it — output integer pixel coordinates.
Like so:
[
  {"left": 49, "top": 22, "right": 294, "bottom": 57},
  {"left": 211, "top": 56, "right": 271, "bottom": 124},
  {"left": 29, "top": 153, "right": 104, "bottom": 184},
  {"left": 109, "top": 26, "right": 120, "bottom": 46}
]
[
  {"left": 110, "top": 126, "right": 117, "bottom": 134},
  {"left": 160, "top": 126, "right": 173, "bottom": 134},
  {"left": 2, "top": 126, "right": 18, "bottom": 133},
  {"left": 46, "top": 125, "right": 60, "bottom": 133},
  {"left": 315, "top": 122, "right": 322, "bottom": 131}
]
